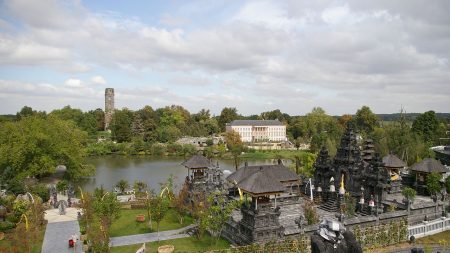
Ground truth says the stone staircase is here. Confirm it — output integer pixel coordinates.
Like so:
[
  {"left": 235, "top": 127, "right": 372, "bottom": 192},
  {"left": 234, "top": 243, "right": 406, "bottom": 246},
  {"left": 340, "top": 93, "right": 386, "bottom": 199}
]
[{"left": 318, "top": 196, "right": 340, "bottom": 212}]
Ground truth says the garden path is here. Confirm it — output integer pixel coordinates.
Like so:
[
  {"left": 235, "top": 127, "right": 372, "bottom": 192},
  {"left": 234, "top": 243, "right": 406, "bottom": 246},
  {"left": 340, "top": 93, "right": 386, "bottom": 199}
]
[
  {"left": 110, "top": 224, "right": 196, "bottom": 247},
  {"left": 41, "top": 220, "right": 82, "bottom": 253}
]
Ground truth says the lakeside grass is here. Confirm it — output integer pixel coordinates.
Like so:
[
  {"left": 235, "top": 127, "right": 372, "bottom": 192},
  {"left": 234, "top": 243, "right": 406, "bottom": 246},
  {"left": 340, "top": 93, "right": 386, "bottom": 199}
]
[
  {"left": 110, "top": 208, "right": 194, "bottom": 237},
  {"left": 111, "top": 234, "right": 230, "bottom": 253}
]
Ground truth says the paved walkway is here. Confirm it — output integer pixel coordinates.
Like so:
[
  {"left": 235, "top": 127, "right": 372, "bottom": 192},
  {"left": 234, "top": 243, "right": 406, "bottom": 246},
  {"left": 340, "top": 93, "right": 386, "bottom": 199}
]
[
  {"left": 42, "top": 206, "right": 83, "bottom": 253},
  {"left": 41, "top": 220, "right": 82, "bottom": 253},
  {"left": 110, "top": 224, "right": 197, "bottom": 247}
]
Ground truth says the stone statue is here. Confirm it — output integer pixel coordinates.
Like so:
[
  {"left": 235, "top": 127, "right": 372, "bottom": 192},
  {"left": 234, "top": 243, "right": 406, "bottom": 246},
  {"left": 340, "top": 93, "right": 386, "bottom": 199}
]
[
  {"left": 311, "top": 220, "right": 362, "bottom": 253},
  {"left": 57, "top": 200, "right": 68, "bottom": 215}
]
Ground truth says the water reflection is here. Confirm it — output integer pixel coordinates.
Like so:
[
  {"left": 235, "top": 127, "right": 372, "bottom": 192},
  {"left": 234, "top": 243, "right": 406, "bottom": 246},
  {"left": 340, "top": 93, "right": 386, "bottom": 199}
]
[{"left": 80, "top": 156, "right": 290, "bottom": 192}]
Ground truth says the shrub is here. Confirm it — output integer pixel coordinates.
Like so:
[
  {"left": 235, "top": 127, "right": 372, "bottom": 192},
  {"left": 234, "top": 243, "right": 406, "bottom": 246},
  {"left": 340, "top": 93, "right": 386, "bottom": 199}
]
[
  {"left": 151, "top": 143, "right": 166, "bottom": 156},
  {"left": 56, "top": 180, "right": 68, "bottom": 193},
  {"left": 303, "top": 200, "right": 319, "bottom": 225},
  {"left": 31, "top": 184, "right": 50, "bottom": 202},
  {"left": 0, "top": 221, "right": 15, "bottom": 232}
]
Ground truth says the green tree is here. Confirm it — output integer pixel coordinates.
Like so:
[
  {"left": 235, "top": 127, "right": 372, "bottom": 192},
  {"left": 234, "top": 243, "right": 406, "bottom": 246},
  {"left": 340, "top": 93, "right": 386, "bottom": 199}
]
[
  {"left": 115, "top": 179, "right": 129, "bottom": 193},
  {"left": 218, "top": 107, "right": 239, "bottom": 132},
  {"left": 16, "top": 106, "right": 38, "bottom": 120},
  {"left": 92, "top": 191, "right": 121, "bottom": 253},
  {"left": 426, "top": 172, "right": 442, "bottom": 197},
  {"left": 225, "top": 130, "right": 244, "bottom": 170},
  {"left": 0, "top": 115, "right": 93, "bottom": 181},
  {"left": 354, "top": 106, "right": 379, "bottom": 135},
  {"left": 445, "top": 176, "right": 450, "bottom": 193},
  {"left": 402, "top": 186, "right": 416, "bottom": 214},
  {"left": 111, "top": 108, "right": 134, "bottom": 142},
  {"left": 156, "top": 125, "right": 182, "bottom": 143},
  {"left": 205, "top": 193, "right": 238, "bottom": 244},
  {"left": 133, "top": 180, "right": 147, "bottom": 193},
  {"left": 172, "top": 183, "right": 189, "bottom": 225},
  {"left": 150, "top": 192, "right": 170, "bottom": 241},
  {"left": 412, "top": 110, "right": 440, "bottom": 142}
]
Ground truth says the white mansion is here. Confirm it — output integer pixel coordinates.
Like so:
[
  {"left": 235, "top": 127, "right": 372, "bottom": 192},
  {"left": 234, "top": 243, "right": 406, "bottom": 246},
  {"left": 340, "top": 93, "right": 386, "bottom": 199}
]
[{"left": 225, "top": 120, "right": 287, "bottom": 142}]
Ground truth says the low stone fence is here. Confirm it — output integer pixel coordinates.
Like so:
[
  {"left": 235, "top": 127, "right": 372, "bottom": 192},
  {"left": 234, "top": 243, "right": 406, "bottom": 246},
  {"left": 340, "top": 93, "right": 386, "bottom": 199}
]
[
  {"left": 408, "top": 216, "right": 450, "bottom": 239},
  {"left": 212, "top": 219, "right": 409, "bottom": 253},
  {"left": 353, "top": 218, "right": 408, "bottom": 250},
  {"left": 209, "top": 236, "right": 310, "bottom": 253}
]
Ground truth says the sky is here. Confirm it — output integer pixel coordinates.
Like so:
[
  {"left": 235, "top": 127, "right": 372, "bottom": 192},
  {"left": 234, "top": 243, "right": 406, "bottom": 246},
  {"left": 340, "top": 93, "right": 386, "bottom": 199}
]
[{"left": 0, "top": 0, "right": 449, "bottom": 116}]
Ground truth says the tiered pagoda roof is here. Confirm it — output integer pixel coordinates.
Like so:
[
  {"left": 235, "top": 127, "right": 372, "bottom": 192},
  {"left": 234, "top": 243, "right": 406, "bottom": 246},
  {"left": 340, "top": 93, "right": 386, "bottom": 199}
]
[
  {"left": 362, "top": 139, "right": 376, "bottom": 163},
  {"left": 334, "top": 123, "right": 362, "bottom": 166},
  {"left": 181, "top": 155, "right": 212, "bottom": 169}
]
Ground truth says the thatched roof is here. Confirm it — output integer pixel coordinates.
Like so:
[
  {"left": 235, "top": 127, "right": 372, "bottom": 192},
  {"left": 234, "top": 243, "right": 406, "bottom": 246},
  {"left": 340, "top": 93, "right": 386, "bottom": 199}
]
[
  {"left": 382, "top": 154, "right": 407, "bottom": 168},
  {"left": 236, "top": 169, "right": 285, "bottom": 195},
  {"left": 181, "top": 155, "right": 212, "bottom": 169},
  {"left": 227, "top": 164, "right": 300, "bottom": 184},
  {"left": 410, "top": 158, "right": 447, "bottom": 173}
]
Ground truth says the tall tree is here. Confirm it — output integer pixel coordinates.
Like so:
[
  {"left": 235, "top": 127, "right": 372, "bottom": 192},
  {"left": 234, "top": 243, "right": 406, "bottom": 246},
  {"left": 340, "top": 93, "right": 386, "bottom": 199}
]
[
  {"left": 354, "top": 106, "right": 379, "bottom": 135},
  {"left": 225, "top": 130, "right": 244, "bottom": 170},
  {"left": 218, "top": 107, "right": 239, "bottom": 132},
  {"left": 110, "top": 108, "right": 134, "bottom": 142},
  {"left": 412, "top": 110, "right": 440, "bottom": 142},
  {"left": 0, "top": 115, "right": 93, "bottom": 181},
  {"left": 426, "top": 172, "right": 442, "bottom": 197},
  {"left": 16, "top": 106, "right": 38, "bottom": 120}
]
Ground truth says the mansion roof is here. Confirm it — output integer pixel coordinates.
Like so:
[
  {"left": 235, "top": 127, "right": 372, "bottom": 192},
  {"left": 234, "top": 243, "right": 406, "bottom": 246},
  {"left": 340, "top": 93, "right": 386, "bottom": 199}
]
[
  {"left": 181, "top": 155, "right": 212, "bottom": 169},
  {"left": 227, "top": 120, "right": 284, "bottom": 126},
  {"left": 410, "top": 158, "right": 447, "bottom": 173}
]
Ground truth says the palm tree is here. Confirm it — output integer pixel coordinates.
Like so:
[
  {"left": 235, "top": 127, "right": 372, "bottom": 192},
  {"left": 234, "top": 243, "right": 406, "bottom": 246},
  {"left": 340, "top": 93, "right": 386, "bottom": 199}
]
[{"left": 115, "top": 180, "right": 129, "bottom": 194}]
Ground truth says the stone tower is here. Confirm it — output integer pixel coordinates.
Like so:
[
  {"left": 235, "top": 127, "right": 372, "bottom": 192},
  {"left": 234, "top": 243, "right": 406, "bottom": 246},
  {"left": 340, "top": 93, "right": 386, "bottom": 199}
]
[{"left": 104, "top": 88, "right": 114, "bottom": 130}]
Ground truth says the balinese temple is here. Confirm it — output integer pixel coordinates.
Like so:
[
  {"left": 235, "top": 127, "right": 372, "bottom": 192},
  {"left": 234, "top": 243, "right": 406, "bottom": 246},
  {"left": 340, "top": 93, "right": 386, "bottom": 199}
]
[
  {"left": 382, "top": 154, "right": 407, "bottom": 193},
  {"left": 223, "top": 168, "right": 285, "bottom": 245},
  {"left": 410, "top": 158, "right": 448, "bottom": 195},
  {"left": 181, "top": 155, "right": 225, "bottom": 204},
  {"left": 313, "top": 147, "right": 334, "bottom": 204},
  {"left": 316, "top": 123, "right": 391, "bottom": 215},
  {"left": 332, "top": 123, "right": 365, "bottom": 197}
]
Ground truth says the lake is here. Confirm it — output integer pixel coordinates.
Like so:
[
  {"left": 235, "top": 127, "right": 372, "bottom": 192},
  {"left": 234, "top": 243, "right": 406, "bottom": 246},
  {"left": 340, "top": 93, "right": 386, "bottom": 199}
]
[{"left": 79, "top": 156, "right": 289, "bottom": 192}]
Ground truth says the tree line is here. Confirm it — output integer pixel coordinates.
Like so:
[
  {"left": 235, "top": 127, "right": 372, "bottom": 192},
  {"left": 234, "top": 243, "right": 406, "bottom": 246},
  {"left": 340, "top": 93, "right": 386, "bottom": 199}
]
[{"left": 0, "top": 104, "right": 448, "bottom": 184}]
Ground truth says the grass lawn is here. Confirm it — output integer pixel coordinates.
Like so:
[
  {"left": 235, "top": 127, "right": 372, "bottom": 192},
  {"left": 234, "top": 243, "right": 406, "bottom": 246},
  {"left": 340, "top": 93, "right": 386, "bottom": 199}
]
[
  {"left": 110, "top": 208, "right": 194, "bottom": 237},
  {"left": 416, "top": 230, "right": 450, "bottom": 244},
  {"left": 111, "top": 234, "right": 230, "bottom": 253},
  {"left": 0, "top": 224, "right": 47, "bottom": 253},
  {"left": 366, "top": 230, "right": 450, "bottom": 253}
]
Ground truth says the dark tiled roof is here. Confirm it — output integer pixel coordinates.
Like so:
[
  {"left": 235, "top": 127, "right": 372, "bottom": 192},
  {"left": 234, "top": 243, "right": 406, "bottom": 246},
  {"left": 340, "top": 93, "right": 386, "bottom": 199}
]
[
  {"left": 181, "top": 155, "right": 212, "bottom": 169},
  {"left": 236, "top": 169, "right": 285, "bottom": 194},
  {"left": 382, "top": 154, "right": 407, "bottom": 168},
  {"left": 227, "top": 120, "right": 284, "bottom": 126},
  {"left": 227, "top": 164, "right": 301, "bottom": 184},
  {"left": 410, "top": 158, "right": 447, "bottom": 173}
]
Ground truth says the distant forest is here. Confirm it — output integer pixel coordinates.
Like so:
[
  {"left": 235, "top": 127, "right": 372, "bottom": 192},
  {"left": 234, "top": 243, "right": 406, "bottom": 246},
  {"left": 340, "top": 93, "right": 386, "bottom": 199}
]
[{"left": 2, "top": 112, "right": 450, "bottom": 122}]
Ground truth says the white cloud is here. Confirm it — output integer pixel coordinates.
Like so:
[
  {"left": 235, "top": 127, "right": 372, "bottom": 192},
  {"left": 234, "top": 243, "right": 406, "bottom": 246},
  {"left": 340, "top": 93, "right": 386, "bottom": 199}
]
[
  {"left": 64, "top": 78, "right": 84, "bottom": 88},
  {"left": 91, "top": 75, "right": 106, "bottom": 85},
  {"left": 0, "top": 0, "right": 450, "bottom": 114}
]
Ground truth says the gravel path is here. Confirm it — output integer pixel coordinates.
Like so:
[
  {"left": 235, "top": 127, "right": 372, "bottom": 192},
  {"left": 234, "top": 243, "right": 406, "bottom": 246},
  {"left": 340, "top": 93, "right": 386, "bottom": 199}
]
[{"left": 110, "top": 224, "right": 197, "bottom": 247}]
